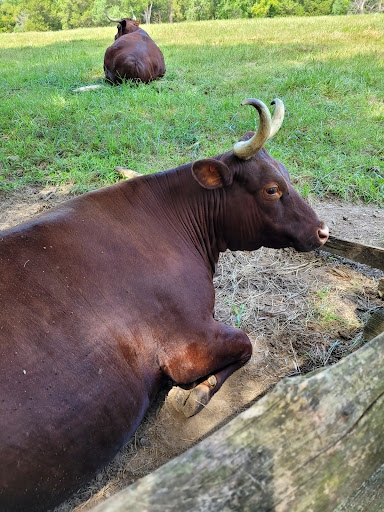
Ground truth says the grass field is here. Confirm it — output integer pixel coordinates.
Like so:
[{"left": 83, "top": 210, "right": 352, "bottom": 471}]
[{"left": 0, "top": 14, "right": 383, "bottom": 203}]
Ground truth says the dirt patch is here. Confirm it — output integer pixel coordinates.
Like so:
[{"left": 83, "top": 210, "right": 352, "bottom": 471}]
[
  {"left": 0, "top": 184, "right": 74, "bottom": 230},
  {"left": 311, "top": 195, "right": 384, "bottom": 248},
  {"left": 1, "top": 185, "right": 383, "bottom": 511}
]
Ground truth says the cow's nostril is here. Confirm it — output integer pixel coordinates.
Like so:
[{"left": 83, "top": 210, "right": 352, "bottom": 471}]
[{"left": 317, "top": 223, "right": 329, "bottom": 245}]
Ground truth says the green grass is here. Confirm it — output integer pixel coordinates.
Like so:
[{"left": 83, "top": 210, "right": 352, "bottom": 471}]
[{"left": 0, "top": 15, "right": 383, "bottom": 202}]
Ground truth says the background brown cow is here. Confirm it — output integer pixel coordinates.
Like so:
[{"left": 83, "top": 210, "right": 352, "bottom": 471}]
[{"left": 104, "top": 13, "right": 165, "bottom": 84}]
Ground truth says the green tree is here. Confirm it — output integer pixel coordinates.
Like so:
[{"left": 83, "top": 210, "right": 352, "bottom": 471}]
[
  {"left": 0, "top": 0, "right": 21, "bottom": 32},
  {"left": 58, "top": 0, "right": 93, "bottom": 29},
  {"left": 251, "top": 0, "right": 334, "bottom": 16},
  {"left": 331, "top": 0, "right": 350, "bottom": 13},
  {"left": 93, "top": 0, "right": 154, "bottom": 25},
  {"left": 153, "top": 0, "right": 188, "bottom": 21},
  {"left": 279, "top": 0, "right": 304, "bottom": 14},
  {"left": 150, "top": 0, "right": 176, "bottom": 22},
  {"left": 251, "top": 0, "right": 281, "bottom": 17},
  {"left": 216, "top": 0, "right": 253, "bottom": 18},
  {"left": 185, "top": 0, "right": 215, "bottom": 20},
  {"left": 93, "top": 0, "right": 120, "bottom": 26},
  {"left": 18, "top": 0, "right": 61, "bottom": 30},
  {"left": 302, "top": 0, "right": 333, "bottom": 15}
]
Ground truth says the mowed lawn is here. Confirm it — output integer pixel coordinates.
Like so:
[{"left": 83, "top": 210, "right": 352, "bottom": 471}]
[{"left": 0, "top": 14, "right": 383, "bottom": 203}]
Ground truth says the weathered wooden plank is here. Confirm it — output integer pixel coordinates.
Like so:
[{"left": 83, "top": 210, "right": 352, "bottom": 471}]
[
  {"left": 322, "top": 235, "right": 384, "bottom": 271},
  {"left": 335, "top": 463, "right": 384, "bottom": 512},
  {"left": 92, "top": 332, "right": 384, "bottom": 512},
  {"left": 363, "top": 308, "right": 384, "bottom": 340}
]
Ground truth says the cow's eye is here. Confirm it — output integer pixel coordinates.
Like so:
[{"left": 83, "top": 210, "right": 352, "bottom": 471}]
[{"left": 263, "top": 184, "right": 282, "bottom": 200}]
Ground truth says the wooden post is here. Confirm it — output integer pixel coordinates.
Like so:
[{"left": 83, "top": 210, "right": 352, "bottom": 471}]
[{"left": 92, "top": 332, "right": 384, "bottom": 512}]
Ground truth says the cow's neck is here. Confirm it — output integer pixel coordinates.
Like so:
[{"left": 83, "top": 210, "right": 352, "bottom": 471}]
[{"left": 140, "top": 166, "right": 227, "bottom": 275}]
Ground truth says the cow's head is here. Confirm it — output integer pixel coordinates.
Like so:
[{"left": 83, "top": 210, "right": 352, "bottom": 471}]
[
  {"left": 191, "top": 99, "right": 329, "bottom": 253},
  {"left": 105, "top": 11, "right": 140, "bottom": 40}
]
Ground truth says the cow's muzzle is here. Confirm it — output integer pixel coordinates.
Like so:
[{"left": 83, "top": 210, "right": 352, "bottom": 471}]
[{"left": 317, "top": 222, "right": 329, "bottom": 246}]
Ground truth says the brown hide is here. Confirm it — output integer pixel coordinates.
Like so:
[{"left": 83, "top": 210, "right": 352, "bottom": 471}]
[
  {"left": 104, "top": 18, "right": 165, "bottom": 84},
  {"left": 0, "top": 142, "right": 328, "bottom": 511}
]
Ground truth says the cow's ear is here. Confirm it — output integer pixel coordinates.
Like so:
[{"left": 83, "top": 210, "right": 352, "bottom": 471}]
[
  {"left": 134, "top": 20, "right": 140, "bottom": 26},
  {"left": 192, "top": 158, "right": 233, "bottom": 189}
]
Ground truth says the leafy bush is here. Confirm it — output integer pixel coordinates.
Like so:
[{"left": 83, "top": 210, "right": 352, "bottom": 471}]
[
  {"left": 331, "top": 0, "right": 350, "bottom": 14},
  {"left": 0, "top": 1, "right": 20, "bottom": 32},
  {"left": 251, "top": 0, "right": 334, "bottom": 17},
  {"left": 59, "top": 0, "right": 93, "bottom": 29}
]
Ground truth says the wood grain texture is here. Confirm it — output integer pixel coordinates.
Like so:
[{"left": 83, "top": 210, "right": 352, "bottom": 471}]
[{"left": 322, "top": 235, "right": 384, "bottom": 271}]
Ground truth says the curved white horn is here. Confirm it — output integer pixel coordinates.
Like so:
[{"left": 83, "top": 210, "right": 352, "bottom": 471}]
[
  {"left": 233, "top": 99, "right": 272, "bottom": 160},
  {"left": 105, "top": 11, "right": 124, "bottom": 23},
  {"left": 268, "top": 98, "right": 285, "bottom": 140}
]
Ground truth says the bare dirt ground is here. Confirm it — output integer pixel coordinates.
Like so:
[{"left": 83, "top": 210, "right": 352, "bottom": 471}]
[{"left": 1, "top": 184, "right": 383, "bottom": 511}]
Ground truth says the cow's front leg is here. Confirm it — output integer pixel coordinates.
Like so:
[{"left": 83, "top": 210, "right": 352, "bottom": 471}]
[{"left": 162, "top": 322, "right": 252, "bottom": 418}]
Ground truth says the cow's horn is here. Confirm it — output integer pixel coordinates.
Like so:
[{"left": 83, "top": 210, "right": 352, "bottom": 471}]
[
  {"left": 132, "top": 12, "right": 137, "bottom": 20},
  {"left": 105, "top": 10, "right": 124, "bottom": 23},
  {"left": 233, "top": 99, "right": 272, "bottom": 159},
  {"left": 268, "top": 98, "right": 285, "bottom": 140},
  {"left": 233, "top": 98, "right": 284, "bottom": 159}
]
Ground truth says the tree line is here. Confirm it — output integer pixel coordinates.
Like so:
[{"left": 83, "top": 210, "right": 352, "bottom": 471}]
[{"left": 0, "top": 0, "right": 382, "bottom": 32}]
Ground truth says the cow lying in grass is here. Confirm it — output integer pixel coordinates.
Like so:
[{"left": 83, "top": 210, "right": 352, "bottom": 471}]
[{"left": 104, "top": 12, "right": 165, "bottom": 84}]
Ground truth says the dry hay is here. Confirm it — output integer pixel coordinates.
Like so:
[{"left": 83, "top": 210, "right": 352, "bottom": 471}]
[{"left": 55, "top": 246, "right": 382, "bottom": 512}]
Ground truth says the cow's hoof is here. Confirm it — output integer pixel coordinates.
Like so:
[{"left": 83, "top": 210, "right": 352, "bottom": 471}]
[
  {"left": 182, "top": 384, "right": 211, "bottom": 418},
  {"left": 170, "top": 385, "right": 211, "bottom": 418},
  {"left": 170, "top": 388, "right": 191, "bottom": 413}
]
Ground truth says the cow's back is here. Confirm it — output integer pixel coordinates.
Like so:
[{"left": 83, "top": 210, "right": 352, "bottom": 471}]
[{"left": 104, "top": 31, "right": 165, "bottom": 84}]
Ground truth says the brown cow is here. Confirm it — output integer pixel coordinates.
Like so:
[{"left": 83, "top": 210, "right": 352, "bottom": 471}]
[
  {"left": 0, "top": 99, "right": 328, "bottom": 511},
  {"left": 103, "top": 12, "right": 165, "bottom": 84}
]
